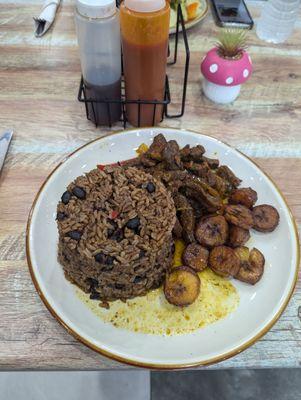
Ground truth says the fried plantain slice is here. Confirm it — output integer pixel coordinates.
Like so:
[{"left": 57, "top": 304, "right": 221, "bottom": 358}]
[
  {"left": 228, "top": 225, "right": 250, "bottom": 248},
  {"left": 234, "top": 247, "right": 265, "bottom": 285},
  {"left": 173, "top": 240, "right": 186, "bottom": 268},
  {"left": 195, "top": 215, "right": 229, "bottom": 248},
  {"left": 183, "top": 243, "right": 209, "bottom": 272},
  {"left": 164, "top": 266, "right": 200, "bottom": 307},
  {"left": 209, "top": 246, "right": 240, "bottom": 277},
  {"left": 233, "top": 246, "right": 249, "bottom": 264},
  {"left": 224, "top": 205, "right": 254, "bottom": 230},
  {"left": 252, "top": 205, "right": 280, "bottom": 233},
  {"left": 229, "top": 187, "right": 258, "bottom": 209}
]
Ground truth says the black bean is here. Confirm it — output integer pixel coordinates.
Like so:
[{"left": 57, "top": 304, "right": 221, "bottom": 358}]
[
  {"left": 110, "top": 228, "right": 124, "bottom": 242},
  {"left": 95, "top": 252, "right": 106, "bottom": 263},
  {"left": 61, "top": 191, "right": 71, "bottom": 205},
  {"left": 171, "top": 243, "right": 175, "bottom": 253},
  {"left": 146, "top": 182, "right": 156, "bottom": 193},
  {"left": 134, "top": 276, "right": 144, "bottom": 284},
  {"left": 126, "top": 217, "right": 140, "bottom": 230},
  {"left": 56, "top": 211, "right": 67, "bottom": 221},
  {"left": 95, "top": 252, "right": 115, "bottom": 265},
  {"left": 108, "top": 219, "right": 118, "bottom": 228},
  {"left": 67, "top": 230, "right": 82, "bottom": 240},
  {"left": 86, "top": 277, "right": 99, "bottom": 288},
  {"left": 72, "top": 186, "right": 86, "bottom": 200},
  {"left": 139, "top": 250, "right": 146, "bottom": 259},
  {"left": 105, "top": 255, "right": 114, "bottom": 265},
  {"left": 107, "top": 229, "right": 114, "bottom": 237},
  {"left": 107, "top": 220, "right": 118, "bottom": 238},
  {"left": 90, "top": 291, "right": 101, "bottom": 300},
  {"left": 109, "top": 220, "right": 118, "bottom": 228},
  {"left": 115, "top": 284, "right": 124, "bottom": 290}
]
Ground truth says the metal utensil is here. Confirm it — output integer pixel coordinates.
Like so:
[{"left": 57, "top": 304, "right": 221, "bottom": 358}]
[{"left": 0, "top": 130, "right": 13, "bottom": 171}]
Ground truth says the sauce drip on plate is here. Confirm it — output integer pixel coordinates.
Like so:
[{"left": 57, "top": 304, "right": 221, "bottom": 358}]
[{"left": 76, "top": 268, "right": 239, "bottom": 336}]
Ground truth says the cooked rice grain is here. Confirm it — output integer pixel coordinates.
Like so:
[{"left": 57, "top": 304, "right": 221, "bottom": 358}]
[{"left": 57, "top": 166, "right": 176, "bottom": 301}]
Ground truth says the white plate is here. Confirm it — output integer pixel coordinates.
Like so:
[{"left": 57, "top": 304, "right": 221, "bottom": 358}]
[
  {"left": 26, "top": 128, "right": 299, "bottom": 369},
  {"left": 169, "top": 0, "right": 209, "bottom": 35}
]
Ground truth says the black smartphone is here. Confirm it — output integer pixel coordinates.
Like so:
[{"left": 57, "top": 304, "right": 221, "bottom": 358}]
[{"left": 211, "top": 0, "right": 254, "bottom": 29}]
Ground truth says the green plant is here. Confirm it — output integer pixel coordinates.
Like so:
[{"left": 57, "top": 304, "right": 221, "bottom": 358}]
[{"left": 216, "top": 29, "right": 247, "bottom": 59}]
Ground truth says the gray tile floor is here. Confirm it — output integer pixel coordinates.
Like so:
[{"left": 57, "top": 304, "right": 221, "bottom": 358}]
[
  {"left": 151, "top": 369, "right": 301, "bottom": 400},
  {"left": 1, "top": 369, "right": 301, "bottom": 400},
  {"left": 0, "top": 371, "right": 150, "bottom": 400}
]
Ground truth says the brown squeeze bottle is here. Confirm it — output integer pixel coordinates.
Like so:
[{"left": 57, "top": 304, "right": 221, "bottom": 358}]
[{"left": 120, "top": 0, "right": 170, "bottom": 127}]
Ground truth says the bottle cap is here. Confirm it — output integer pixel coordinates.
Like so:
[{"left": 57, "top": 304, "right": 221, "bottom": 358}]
[
  {"left": 76, "top": 0, "right": 116, "bottom": 18},
  {"left": 124, "top": 0, "right": 166, "bottom": 13}
]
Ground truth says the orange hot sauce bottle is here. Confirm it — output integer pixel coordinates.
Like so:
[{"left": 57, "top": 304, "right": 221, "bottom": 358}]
[{"left": 120, "top": 0, "right": 170, "bottom": 127}]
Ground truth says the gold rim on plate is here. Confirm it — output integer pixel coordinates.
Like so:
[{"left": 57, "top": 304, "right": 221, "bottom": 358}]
[{"left": 26, "top": 127, "right": 300, "bottom": 370}]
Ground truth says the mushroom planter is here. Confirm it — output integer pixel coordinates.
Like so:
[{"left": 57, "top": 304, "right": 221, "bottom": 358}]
[{"left": 201, "top": 47, "right": 252, "bottom": 104}]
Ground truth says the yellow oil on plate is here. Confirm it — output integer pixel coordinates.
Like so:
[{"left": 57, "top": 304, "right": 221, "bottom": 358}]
[{"left": 76, "top": 240, "right": 239, "bottom": 336}]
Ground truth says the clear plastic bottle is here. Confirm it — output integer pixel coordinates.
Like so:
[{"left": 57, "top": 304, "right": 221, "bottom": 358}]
[
  {"left": 75, "top": 0, "right": 121, "bottom": 125},
  {"left": 256, "top": 0, "right": 301, "bottom": 44},
  {"left": 120, "top": 0, "right": 170, "bottom": 127}
]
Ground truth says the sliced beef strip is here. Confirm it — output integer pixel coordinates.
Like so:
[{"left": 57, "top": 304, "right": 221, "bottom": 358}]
[
  {"left": 183, "top": 161, "right": 209, "bottom": 177},
  {"left": 184, "top": 161, "right": 230, "bottom": 196},
  {"left": 145, "top": 133, "right": 168, "bottom": 161},
  {"left": 157, "top": 170, "right": 188, "bottom": 184},
  {"left": 173, "top": 217, "right": 183, "bottom": 239},
  {"left": 180, "top": 144, "right": 191, "bottom": 161},
  {"left": 187, "top": 197, "right": 205, "bottom": 220},
  {"left": 170, "top": 176, "right": 222, "bottom": 212},
  {"left": 139, "top": 153, "right": 158, "bottom": 167},
  {"left": 162, "top": 140, "right": 183, "bottom": 171},
  {"left": 173, "top": 193, "right": 195, "bottom": 243},
  {"left": 121, "top": 157, "right": 142, "bottom": 167},
  {"left": 201, "top": 156, "right": 219, "bottom": 169},
  {"left": 180, "top": 144, "right": 206, "bottom": 162},
  {"left": 216, "top": 165, "right": 242, "bottom": 189}
]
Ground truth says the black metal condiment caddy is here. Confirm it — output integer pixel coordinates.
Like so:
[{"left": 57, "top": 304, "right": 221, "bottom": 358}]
[{"left": 77, "top": 3, "right": 190, "bottom": 128}]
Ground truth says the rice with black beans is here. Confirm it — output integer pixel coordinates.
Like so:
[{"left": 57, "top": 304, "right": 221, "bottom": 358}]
[{"left": 57, "top": 166, "right": 176, "bottom": 301}]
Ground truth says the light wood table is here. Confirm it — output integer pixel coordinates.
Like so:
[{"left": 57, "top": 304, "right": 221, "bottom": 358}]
[{"left": 0, "top": 0, "right": 300, "bottom": 370}]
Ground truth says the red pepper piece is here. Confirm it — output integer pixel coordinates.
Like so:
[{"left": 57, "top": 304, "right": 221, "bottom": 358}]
[
  {"left": 110, "top": 210, "right": 119, "bottom": 220},
  {"left": 97, "top": 162, "right": 121, "bottom": 170}
]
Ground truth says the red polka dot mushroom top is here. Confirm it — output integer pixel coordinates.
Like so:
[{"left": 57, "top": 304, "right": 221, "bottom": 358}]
[{"left": 201, "top": 47, "right": 252, "bottom": 87}]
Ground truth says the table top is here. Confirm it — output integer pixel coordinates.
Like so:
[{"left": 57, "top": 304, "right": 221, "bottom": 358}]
[{"left": 0, "top": 0, "right": 300, "bottom": 370}]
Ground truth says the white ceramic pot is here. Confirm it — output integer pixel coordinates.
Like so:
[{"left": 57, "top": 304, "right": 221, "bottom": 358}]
[{"left": 202, "top": 79, "right": 241, "bottom": 104}]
